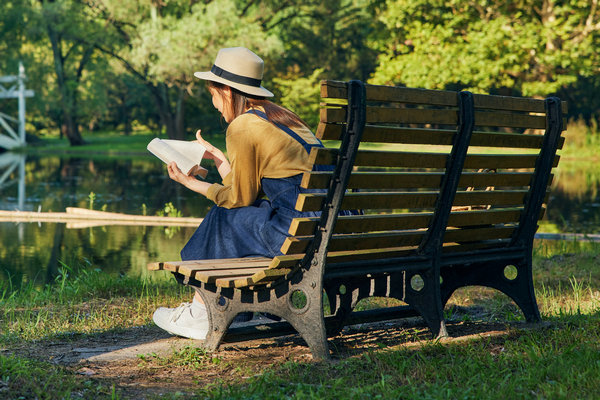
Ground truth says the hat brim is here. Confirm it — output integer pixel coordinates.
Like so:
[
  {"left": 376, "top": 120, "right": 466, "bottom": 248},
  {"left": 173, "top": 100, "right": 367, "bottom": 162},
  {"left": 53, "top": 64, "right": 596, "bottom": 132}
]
[{"left": 194, "top": 71, "right": 274, "bottom": 98}]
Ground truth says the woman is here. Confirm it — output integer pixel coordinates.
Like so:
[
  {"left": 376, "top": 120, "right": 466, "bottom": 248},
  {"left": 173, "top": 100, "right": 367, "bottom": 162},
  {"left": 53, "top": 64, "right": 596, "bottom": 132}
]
[{"left": 152, "top": 47, "right": 324, "bottom": 340}]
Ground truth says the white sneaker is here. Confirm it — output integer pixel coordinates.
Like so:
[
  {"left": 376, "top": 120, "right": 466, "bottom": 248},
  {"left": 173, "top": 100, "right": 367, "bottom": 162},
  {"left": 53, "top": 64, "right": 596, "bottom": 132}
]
[{"left": 152, "top": 302, "right": 209, "bottom": 340}]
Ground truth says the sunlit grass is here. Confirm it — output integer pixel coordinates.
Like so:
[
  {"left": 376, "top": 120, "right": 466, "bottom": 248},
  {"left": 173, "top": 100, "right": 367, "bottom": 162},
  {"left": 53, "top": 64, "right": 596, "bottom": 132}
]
[{"left": 0, "top": 264, "right": 192, "bottom": 343}]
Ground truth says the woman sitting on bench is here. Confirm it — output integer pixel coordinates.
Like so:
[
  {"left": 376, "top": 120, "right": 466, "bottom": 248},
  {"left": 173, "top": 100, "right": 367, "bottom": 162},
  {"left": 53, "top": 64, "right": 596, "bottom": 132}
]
[{"left": 152, "top": 47, "right": 325, "bottom": 340}]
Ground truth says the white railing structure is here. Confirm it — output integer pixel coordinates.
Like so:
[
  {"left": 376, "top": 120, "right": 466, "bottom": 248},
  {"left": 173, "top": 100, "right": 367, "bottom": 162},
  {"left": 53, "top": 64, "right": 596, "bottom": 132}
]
[{"left": 0, "top": 62, "right": 34, "bottom": 150}]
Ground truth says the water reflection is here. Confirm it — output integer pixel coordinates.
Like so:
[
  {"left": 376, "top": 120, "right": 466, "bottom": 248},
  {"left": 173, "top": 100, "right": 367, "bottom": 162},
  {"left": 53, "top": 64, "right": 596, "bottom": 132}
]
[
  {"left": 0, "top": 221, "right": 196, "bottom": 289},
  {"left": 0, "top": 152, "right": 25, "bottom": 211},
  {"left": 0, "top": 153, "right": 213, "bottom": 290},
  {"left": 0, "top": 153, "right": 216, "bottom": 216},
  {"left": 544, "top": 161, "right": 600, "bottom": 233}
]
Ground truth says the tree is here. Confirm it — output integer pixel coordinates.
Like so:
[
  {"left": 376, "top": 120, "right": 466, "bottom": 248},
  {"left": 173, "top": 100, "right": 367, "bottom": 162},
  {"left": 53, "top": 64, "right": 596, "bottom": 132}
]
[
  {"left": 246, "top": 0, "right": 383, "bottom": 128},
  {"left": 28, "top": 0, "right": 109, "bottom": 145},
  {"left": 83, "top": 0, "right": 282, "bottom": 139},
  {"left": 371, "top": 0, "right": 600, "bottom": 98}
]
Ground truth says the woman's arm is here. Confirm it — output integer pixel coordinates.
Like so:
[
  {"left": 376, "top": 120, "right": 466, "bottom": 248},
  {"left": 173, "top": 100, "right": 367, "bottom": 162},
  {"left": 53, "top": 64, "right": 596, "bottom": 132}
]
[{"left": 195, "top": 130, "right": 231, "bottom": 180}]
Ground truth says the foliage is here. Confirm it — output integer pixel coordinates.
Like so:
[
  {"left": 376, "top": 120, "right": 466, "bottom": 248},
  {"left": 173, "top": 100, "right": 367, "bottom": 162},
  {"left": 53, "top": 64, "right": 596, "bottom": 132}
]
[
  {"left": 1, "top": 0, "right": 600, "bottom": 143},
  {"left": 371, "top": 0, "right": 600, "bottom": 98}
]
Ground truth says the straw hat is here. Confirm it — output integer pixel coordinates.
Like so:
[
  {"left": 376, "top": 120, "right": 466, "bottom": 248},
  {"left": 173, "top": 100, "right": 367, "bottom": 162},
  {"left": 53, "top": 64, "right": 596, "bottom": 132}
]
[{"left": 194, "top": 47, "right": 274, "bottom": 97}]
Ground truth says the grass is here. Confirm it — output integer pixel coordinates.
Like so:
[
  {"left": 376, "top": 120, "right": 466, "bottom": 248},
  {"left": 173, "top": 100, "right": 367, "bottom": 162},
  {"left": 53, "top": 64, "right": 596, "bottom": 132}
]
[
  {"left": 0, "top": 263, "right": 192, "bottom": 343},
  {"left": 1, "top": 243, "right": 599, "bottom": 399},
  {"left": 197, "top": 317, "right": 600, "bottom": 399},
  {"left": 560, "top": 118, "right": 600, "bottom": 162},
  {"left": 0, "top": 355, "right": 120, "bottom": 399}
]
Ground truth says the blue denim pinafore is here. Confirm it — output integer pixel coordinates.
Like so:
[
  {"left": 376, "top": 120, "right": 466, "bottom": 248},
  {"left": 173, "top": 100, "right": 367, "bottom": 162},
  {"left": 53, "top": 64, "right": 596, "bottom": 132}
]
[{"left": 180, "top": 110, "right": 323, "bottom": 261}]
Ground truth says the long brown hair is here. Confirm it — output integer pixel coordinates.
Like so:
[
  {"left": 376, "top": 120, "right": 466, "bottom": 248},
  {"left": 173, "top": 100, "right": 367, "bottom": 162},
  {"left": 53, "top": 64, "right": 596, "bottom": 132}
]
[{"left": 208, "top": 81, "right": 310, "bottom": 129}]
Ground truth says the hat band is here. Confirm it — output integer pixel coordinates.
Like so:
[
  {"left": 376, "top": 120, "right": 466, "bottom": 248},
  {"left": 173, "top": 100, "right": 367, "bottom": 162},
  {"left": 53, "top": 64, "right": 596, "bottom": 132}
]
[{"left": 211, "top": 65, "right": 262, "bottom": 88}]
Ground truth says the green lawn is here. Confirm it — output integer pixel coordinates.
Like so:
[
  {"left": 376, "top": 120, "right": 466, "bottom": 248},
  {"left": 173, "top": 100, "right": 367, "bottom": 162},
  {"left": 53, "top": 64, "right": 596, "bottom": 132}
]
[
  {"left": 0, "top": 241, "right": 599, "bottom": 399},
  {"left": 16, "top": 131, "right": 227, "bottom": 159}
]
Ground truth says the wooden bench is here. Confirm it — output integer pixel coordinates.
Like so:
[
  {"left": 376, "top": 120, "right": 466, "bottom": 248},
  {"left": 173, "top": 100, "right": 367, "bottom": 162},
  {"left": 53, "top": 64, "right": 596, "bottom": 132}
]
[{"left": 148, "top": 80, "right": 566, "bottom": 360}]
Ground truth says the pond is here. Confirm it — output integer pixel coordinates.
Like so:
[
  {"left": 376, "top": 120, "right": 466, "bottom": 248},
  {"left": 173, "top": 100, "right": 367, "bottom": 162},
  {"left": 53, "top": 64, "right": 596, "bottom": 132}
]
[
  {"left": 0, "top": 152, "right": 598, "bottom": 290},
  {"left": 0, "top": 153, "right": 216, "bottom": 290}
]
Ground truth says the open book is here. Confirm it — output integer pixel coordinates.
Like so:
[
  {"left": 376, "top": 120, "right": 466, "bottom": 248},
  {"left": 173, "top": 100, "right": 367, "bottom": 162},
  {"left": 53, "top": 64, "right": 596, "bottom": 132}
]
[{"left": 147, "top": 138, "right": 208, "bottom": 178}]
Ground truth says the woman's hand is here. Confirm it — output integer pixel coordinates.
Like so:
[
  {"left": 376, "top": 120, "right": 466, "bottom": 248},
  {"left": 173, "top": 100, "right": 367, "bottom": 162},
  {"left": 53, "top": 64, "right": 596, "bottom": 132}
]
[
  {"left": 196, "top": 130, "right": 223, "bottom": 161},
  {"left": 167, "top": 161, "right": 193, "bottom": 186},
  {"left": 195, "top": 129, "right": 231, "bottom": 179},
  {"left": 167, "top": 161, "right": 211, "bottom": 196}
]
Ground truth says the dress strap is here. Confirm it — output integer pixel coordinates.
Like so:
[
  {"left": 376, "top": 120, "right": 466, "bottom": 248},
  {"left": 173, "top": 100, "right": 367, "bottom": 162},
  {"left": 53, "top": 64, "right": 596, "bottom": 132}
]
[{"left": 245, "top": 109, "right": 323, "bottom": 154}]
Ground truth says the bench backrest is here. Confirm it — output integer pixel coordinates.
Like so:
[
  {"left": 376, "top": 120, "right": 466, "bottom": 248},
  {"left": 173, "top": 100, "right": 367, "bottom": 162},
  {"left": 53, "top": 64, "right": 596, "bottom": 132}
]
[{"left": 276, "top": 80, "right": 566, "bottom": 274}]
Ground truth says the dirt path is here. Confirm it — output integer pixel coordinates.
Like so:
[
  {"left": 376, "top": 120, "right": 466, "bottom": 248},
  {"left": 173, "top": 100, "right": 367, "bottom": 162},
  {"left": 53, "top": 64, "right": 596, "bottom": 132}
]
[{"left": 3, "top": 317, "right": 513, "bottom": 398}]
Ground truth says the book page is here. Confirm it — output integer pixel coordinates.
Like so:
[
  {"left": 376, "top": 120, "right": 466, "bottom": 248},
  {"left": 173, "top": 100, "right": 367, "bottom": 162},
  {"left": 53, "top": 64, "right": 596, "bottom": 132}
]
[
  {"left": 147, "top": 138, "right": 207, "bottom": 177},
  {"left": 162, "top": 139, "right": 206, "bottom": 164}
]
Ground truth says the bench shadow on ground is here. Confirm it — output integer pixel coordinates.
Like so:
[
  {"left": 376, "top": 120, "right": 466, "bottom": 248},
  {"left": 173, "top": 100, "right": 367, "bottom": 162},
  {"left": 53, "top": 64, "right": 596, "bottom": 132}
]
[{"left": 8, "top": 306, "right": 521, "bottom": 367}]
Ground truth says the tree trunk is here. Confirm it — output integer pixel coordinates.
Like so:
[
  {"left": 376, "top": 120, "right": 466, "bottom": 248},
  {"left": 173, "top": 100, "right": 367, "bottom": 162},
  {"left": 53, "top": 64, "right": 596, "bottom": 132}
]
[
  {"left": 45, "top": 15, "right": 86, "bottom": 146},
  {"left": 149, "top": 82, "right": 186, "bottom": 139},
  {"left": 174, "top": 87, "right": 187, "bottom": 140}
]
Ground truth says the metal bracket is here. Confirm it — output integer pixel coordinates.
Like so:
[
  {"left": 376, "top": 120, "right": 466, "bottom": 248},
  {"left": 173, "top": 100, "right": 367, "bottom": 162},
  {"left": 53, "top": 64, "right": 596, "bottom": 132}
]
[
  {"left": 418, "top": 91, "right": 474, "bottom": 255},
  {"left": 299, "top": 80, "right": 366, "bottom": 273}
]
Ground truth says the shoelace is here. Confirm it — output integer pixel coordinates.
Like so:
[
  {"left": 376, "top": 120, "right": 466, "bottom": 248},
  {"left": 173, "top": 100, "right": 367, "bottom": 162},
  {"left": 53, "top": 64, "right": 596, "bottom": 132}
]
[{"left": 169, "top": 303, "right": 192, "bottom": 323}]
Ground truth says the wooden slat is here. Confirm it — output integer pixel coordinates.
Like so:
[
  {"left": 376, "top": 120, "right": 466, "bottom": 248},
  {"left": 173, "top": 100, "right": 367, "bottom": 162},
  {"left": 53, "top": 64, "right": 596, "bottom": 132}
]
[
  {"left": 193, "top": 268, "right": 263, "bottom": 284},
  {"left": 301, "top": 171, "right": 536, "bottom": 190},
  {"left": 441, "top": 239, "right": 512, "bottom": 254},
  {"left": 317, "top": 123, "right": 453, "bottom": 143},
  {"left": 320, "top": 107, "right": 552, "bottom": 129},
  {"left": 311, "top": 148, "right": 558, "bottom": 169},
  {"left": 283, "top": 230, "right": 426, "bottom": 254},
  {"left": 444, "top": 226, "right": 515, "bottom": 242},
  {"left": 302, "top": 171, "right": 442, "bottom": 190},
  {"left": 448, "top": 208, "right": 523, "bottom": 227},
  {"left": 288, "top": 208, "right": 523, "bottom": 236},
  {"left": 321, "top": 107, "right": 458, "bottom": 126},
  {"left": 321, "top": 80, "right": 567, "bottom": 114},
  {"left": 324, "top": 107, "right": 545, "bottom": 130},
  {"left": 220, "top": 267, "right": 293, "bottom": 288},
  {"left": 151, "top": 257, "right": 272, "bottom": 275},
  {"left": 317, "top": 123, "right": 565, "bottom": 150},
  {"left": 320, "top": 80, "right": 347, "bottom": 99},
  {"left": 209, "top": 231, "right": 526, "bottom": 287},
  {"left": 148, "top": 262, "right": 163, "bottom": 271},
  {"left": 272, "top": 247, "right": 418, "bottom": 270},
  {"left": 474, "top": 110, "right": 546, "bottom": 129},
  {"left": 364, "top": 85, "right": 457, "bottom": 106},
  {"left": 311, "top": 148, "right": 448, "bottom": 168},
  {"left": 290, "top": 213, "right": 431, "bottom": 236},
  {"left": 321, "top": 80, "right": 458, "bottom": 106},
  {"left": 472, "top": 93, "right": 546, "bottom": 113},
  {"left": 296, "top": 190, "right": 529, "bottom": 212},
  {"left": 463, "top": 154, "right": 559, "bottom": 169},
  {"left": 470, "top": 132, "right": 565, "bottom": 150},
  {"left": 282, "top": 225, "right": 515, "bottom": 254},
  {"left": 473, "top": 93, "right": 568, "bottom": 114}
]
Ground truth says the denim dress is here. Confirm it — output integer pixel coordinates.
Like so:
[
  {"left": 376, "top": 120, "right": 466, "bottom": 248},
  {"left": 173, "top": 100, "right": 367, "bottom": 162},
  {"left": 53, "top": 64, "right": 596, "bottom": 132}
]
[{"left": 180, "top": 110, "right": 322, "bottom": 261}]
